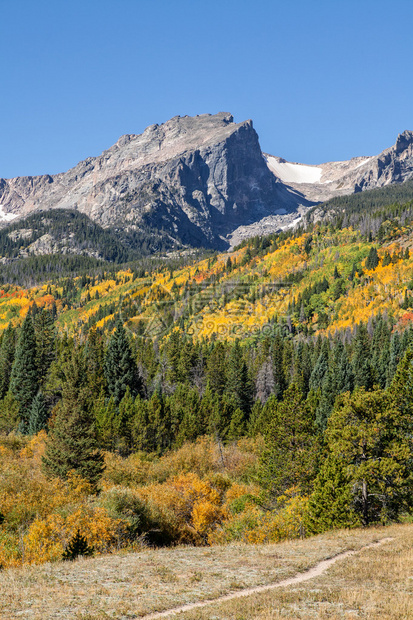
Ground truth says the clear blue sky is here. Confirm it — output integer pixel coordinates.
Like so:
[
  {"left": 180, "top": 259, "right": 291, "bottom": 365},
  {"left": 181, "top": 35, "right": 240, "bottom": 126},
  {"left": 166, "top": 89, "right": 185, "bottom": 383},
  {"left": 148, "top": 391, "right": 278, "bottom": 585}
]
[{"left": 1, "top": 0, "right": 412, "bottom": 178}]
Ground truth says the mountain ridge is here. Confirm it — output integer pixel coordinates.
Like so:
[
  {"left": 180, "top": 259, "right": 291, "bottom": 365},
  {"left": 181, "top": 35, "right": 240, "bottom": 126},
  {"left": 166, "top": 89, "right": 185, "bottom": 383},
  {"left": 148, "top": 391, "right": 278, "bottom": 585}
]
[{"left": 1, "top": 114, "right": 413, "bottom": 251}]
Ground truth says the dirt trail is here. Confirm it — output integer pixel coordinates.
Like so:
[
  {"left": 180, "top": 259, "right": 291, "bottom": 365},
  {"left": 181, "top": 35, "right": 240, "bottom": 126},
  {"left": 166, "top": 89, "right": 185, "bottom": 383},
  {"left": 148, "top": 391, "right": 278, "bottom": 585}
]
[{"left": 141, "top": 537, "right": 393, "bottom": 619}]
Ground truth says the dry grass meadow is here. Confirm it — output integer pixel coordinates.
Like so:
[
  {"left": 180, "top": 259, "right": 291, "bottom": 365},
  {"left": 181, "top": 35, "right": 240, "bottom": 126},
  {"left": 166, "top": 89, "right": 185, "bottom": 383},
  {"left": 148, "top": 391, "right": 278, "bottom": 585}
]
[{"left": 0, "top": 523, "right": 411, "bottom": 619}]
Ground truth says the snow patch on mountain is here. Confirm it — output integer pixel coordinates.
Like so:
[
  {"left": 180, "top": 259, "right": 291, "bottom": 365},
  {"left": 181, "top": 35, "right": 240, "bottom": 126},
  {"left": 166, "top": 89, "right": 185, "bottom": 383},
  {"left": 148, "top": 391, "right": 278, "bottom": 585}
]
[
  {"left": 265, "top": 156, "right": 323, "bottom": 184},
  {"left": 0, "top": 206, "right": 17, "bottom": 222}
]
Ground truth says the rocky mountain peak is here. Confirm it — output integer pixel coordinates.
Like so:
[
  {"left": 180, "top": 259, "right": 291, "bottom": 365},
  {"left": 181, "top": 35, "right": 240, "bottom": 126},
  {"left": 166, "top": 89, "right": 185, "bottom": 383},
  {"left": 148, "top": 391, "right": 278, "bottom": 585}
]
[
  {"left": 394, "top": 130, "right": 413, "bottom": 153},
  {"left": 0, "top": 112, "right": 306, "bottom": 250}
]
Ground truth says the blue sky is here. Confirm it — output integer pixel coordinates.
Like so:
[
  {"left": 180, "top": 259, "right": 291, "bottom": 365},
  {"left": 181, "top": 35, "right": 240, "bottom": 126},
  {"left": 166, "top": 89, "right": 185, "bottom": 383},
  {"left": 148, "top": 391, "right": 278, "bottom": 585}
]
[{"left": 1, "top": 0, "right": 412, "bottom": 177}]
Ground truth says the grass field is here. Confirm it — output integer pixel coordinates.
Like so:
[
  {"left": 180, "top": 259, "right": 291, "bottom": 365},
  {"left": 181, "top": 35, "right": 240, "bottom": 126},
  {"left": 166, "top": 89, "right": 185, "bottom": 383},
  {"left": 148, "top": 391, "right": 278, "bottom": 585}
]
[{"left": 0, "top": 524, "right": 411, "bottom": 619}]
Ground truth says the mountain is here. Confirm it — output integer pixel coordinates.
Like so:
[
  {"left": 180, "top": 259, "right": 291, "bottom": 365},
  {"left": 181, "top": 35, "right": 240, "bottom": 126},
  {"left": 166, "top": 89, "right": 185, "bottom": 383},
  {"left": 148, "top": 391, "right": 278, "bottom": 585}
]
[
  {"left": 0, "top": 113, "right": 313, "bottom": 251},
  {"left": 1, "top": 115, "right": 413, "bottom": 253},
  {"left": 265, "top": 130, "right": 413, "bottom": 203}
]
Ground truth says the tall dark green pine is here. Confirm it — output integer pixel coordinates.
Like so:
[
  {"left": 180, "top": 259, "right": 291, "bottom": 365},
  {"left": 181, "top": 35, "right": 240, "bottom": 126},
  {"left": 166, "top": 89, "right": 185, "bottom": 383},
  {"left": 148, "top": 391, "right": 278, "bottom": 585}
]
[
  {"left": 43, "top": 349, "right": 104, "bottom": 490},
  {"left": 334, "top": 341, "right": 354, "bottom": 393},
  {"left": 365, "top": 247, "right": 379, "bottom": 270},
  {"left": 28, "top": 391, "right": 49, "bottom": 435},
  {"left": 34, "top": 308, "right": 55, "bottom": 387},
  {"left": 352, "top": 324, "right": 374, "bottom": 390},
  {"left": 258, "top": 383, "right": 318, "bottom": 499},
  {"left": 387, "top": 333, "right": 402, "bottom": 386},
  {"left": 104, "top": 319, "right": 142, "bottom": 405},
  {"left": 85, "top": 327, "right": 107, "bottom": 399},
  {"left": 309, "top": 340, "right": 329, "bottom": 391},
  {"left": 226, "top": 340, "right": 253, "bottom": 415},
  {"left": 206, "top": 342, "right": 227, "bottom": 396},
  {"left": 306, "top": 455, "right": 359, "bottom": 534},
  {"left": 0, "top": 325, "right": 16, "bottom": 400},
  {"left": 10, "top": 315, "right": 38, "bottom": 433}
]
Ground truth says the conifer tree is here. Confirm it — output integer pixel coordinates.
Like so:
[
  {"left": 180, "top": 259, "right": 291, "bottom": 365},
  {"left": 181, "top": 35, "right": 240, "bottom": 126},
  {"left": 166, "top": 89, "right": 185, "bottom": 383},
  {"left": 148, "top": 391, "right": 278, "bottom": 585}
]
[
  {"left": 94, "top": 395, "right": 121, "bottom": 451},
  {"left": 226, "top": 340, "right": 253, "bottom": 414},
  {"left": 10, "top": 315, "right": 38, "bottom": 432},
  {"left": 131, "top": 396, "right": 150, "bottom": 452},
  {"left": 332, "top": 340, "right": 353, "bottom": 393},
  {"left": 365, "top": 246, "right": 379, "bottom": 270},
  {"left": 104, "top": 319, "right": 141, "bottom": 405},
  {"left": 227, "top": 407, "right": 246, "bottom": 440},
  {"left": 28, "top": 392, "right": 49, "bottom": 435},
  {"left": 34, "top": 308, "right": 55, "bottom": 387},
  {"left": 84, "top": 327, "right": 106, "bottom": 399},
  {"left": 325, "top": 388, "right": 413, "bottom": 525},
  {"left": 206, "top": 342, "right": 227, "bottom": 396},
  {"left": 352, "top": 324, "right": 374, "bottom": 390},
  {"left": 258, "top": 383, "right": 318, "bottom": 499},
  {"left": 306, "top": 455, "right": 359, "bottom": 534},
  {"left": 0, "top": 325, "right": 16, "bottom": 400},
  {"left": 309, "top": 340, "right": 329, "bottom": 391},
  {"left": 43, "top": 349, "right": 104, "bottom": 490}
]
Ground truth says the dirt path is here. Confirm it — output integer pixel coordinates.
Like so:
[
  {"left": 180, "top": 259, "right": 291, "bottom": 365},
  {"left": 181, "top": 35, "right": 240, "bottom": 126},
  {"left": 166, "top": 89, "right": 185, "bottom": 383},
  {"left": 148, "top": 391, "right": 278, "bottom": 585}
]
[{"left": 141, "top": 537, "right": 393, "bottom": 619}]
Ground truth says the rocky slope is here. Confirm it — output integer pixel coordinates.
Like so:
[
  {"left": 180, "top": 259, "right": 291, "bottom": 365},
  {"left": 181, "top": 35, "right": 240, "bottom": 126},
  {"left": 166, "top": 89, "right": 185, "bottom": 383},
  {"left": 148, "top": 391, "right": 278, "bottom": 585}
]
[
  {"left": 0, "top": 113, "right": 312, "bottom": 251},
  {"left": 265, "top": 130, "right": 413, "bottom": 203}
]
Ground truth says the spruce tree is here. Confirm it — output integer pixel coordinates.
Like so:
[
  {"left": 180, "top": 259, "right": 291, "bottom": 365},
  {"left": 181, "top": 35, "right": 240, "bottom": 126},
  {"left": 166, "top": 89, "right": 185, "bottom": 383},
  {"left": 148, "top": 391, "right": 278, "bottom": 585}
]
[
  {"left": 0, "top": 325, "right": 16, "bottom": 400},
  {"left": 104, "top": 319, "right": 141, "bottom": 405},
  {"left": 258, "top": 383, "right": 318, "bottom": 499},
  {"left": 85, "top": 327, "right": 107, "bottom": 399},
  {"left": 306, "top": 455, "right": 359, "bottom": 534},
  {"left": 226, "top": 340, "right": 253, "bottom": 414},
  {"left": 352, "top": 324, "right": 374, "bottom": 390},
  {"left": 28, "top": 392, "right": 49, "bottom": 435},
  {"left": 365, "top": 247, "right": 379, "bottom": 270},
  {"left": 34, "top": 308, "right": 55, "bottom": 387},
  {"left": 43, "top": 349, "right": 104, "bottom": 490},
  {"left": 62, "top": 529, "right": 93, "bottom": 560},
  {"left": 206, "top": 342, "right": 227, "bottom": 396},
  {"left": 309, "top": 340, "right": 329, "bottom": 391},
  {"left": 10, "top": 315, "right": 38, "bottom": 432}
]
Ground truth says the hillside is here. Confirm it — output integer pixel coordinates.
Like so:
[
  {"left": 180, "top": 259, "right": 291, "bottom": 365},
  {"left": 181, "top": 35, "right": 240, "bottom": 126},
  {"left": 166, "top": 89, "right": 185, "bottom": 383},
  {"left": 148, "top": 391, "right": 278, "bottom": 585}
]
[
  {"left": 2, "top": 183, "right": 413, "bottom": 339},
  {"left": 0, "top": 524, "right": 410, "bottom": 619},
  {"left": 0, "top": 182, "right": 413, "bottom": 592}
]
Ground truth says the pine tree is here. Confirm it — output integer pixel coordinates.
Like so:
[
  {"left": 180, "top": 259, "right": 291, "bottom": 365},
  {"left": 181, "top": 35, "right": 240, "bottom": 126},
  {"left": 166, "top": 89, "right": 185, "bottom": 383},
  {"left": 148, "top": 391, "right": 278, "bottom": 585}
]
[
  {"left": 226, "top": 340, "right": 253, "bottom": 414},
  {"left": 10, "top": 315, "right": 38, "bottom": 432},
  {"left": 28, "top": 392, "right": 49, "bottom": 435},
  {"left": 84, "top": 327, "right": 106, "bottom": 399},
  {"left": 34, "top": 308, "right": 55, "bottom": 387},
  {"left": 309, "top": 341, "right": 329, "bottom": 391},
  {"left": 104, "top": 319, "right": 141, "bottom": 405},
  {"left": 325, "top": 388, "right": 413, "bottom": 525},
  {"left": 94, "top": 395, "right": 121, "bottom": 451},
  {"left": 352, "top": 324, "right": 373, "bottom": 390},
  {"left": 333, "top": 340, "right": 354, "bottom": 394},
  {"left": 206, "top": 342, "right": 227, "bottom": 396},
  {"left": 62, "top": 529, "right": 93, "bottom": 560},
  {"left": 0, "top": 325, "right": 16, "bottom": 400},
  {"left": 131, "top": 396, "right": 150, "bottom": 452},
  {"left": 227, "top": 407, "right": 246, "bottom": 440},
  {"left": 258, "top": 383, "right": 318, "bottom": 499},
  {"left": 43, "top": 349, "right": 104, "bottom": 490},
  {"left": 365, "top": 247, "right": 379, "bottom": 270},
  {"left": 306, "top": 455, "right": 359, "bottom": 534}
]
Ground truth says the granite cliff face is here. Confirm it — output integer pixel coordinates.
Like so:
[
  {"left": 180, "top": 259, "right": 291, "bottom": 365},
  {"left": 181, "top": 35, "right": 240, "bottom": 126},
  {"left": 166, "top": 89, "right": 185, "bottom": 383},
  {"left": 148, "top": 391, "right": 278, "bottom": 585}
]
[{"left": 0, "top": 113, "right": 311, "bottom": 250}]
